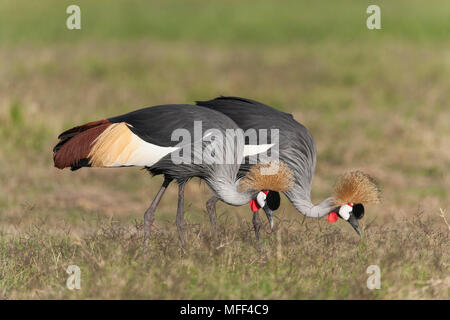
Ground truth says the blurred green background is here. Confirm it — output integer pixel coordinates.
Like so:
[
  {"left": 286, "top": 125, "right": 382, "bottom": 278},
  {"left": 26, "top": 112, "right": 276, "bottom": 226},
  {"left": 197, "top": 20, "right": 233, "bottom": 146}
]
[
  {"left": 1, "top": 0, "right": 450, "bottom": 44},
  {"left": 0, "top": 0, "right": 448, "bottom": 299}
]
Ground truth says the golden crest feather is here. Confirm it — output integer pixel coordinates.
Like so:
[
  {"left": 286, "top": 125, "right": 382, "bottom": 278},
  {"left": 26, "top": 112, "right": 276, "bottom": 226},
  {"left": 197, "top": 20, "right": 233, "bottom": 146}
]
[
  {"left": 332, "top": 170, "right": 381, "bottom": 206},
  {"left": 239, "top": 161, "right": 294, "bottom": 192}
]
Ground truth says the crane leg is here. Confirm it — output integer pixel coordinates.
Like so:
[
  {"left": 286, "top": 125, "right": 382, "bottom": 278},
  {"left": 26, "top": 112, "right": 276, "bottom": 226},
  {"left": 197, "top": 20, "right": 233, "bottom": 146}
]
[
  {"left": 206, "top": 196, "right": 219, "bottom": 240},
  {"left": 176, "top": 182, "right": 188, "bottom": 249},
  {"left": 144, "top": 177, "right": 172, "bottom": 244},
  {"left": 253, "top": 211, "right": 262, "bottom": 250}
]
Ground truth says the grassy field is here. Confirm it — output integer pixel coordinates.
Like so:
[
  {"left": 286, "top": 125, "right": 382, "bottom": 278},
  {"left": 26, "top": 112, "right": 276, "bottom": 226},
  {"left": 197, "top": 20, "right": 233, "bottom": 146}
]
[{"left": 0, "top": 0, "right": 449, "bottom": 299}]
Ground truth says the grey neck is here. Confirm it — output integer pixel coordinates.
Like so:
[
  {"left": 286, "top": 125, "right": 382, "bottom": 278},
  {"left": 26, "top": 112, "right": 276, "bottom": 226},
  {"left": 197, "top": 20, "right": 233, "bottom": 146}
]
[
  {"left": 285, "top": 185, "right": 336, "bottom": 218},
  {"left": 207, "top": 177, "right": 256, "bottom": 207},
  {"left": 290, "top": 196, "right": 336, "bottom": 218}
]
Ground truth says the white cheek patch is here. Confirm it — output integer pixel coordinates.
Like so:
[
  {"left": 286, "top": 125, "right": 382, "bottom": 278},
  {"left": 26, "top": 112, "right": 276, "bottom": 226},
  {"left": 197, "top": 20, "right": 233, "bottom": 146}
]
[
  {"left": 339, "top": 204, "right": 353, "bottom": 221},
  {"left": 256, "top": 192, "right": 267, "bottom": 208}
]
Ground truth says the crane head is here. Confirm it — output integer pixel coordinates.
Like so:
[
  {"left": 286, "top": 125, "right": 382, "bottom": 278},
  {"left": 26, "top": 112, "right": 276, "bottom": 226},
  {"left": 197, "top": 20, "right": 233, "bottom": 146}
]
[
  {"left": 250, "top": 190, "right": 280, "bottom": 230},
  {"left": 328, "top": 203, "right": 364, "bottom": 236}
]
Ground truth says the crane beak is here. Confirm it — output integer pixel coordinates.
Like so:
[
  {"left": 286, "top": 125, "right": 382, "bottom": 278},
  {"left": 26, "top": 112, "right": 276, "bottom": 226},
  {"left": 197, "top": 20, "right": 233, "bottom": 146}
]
[
  {"left": 347, "top": 214, "right": 361, "bottom": 236},
  {"left": 262, "top": 205, "right": 274, "bottom": 230}
]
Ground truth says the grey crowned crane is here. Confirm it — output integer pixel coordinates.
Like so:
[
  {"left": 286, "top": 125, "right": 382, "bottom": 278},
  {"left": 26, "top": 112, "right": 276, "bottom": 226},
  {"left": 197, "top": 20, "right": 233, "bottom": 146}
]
[
  {"left": 196, "top": 97, "right": 381, "bottom": 236},
  {"left": 53, "top": 104, "right": 282, "bottom": 247}
]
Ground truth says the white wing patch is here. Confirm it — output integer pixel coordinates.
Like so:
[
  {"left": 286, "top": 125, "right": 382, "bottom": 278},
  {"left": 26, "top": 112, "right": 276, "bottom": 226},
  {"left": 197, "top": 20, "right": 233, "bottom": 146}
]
[
  {"left": 243, "top": 144, "right": 274, "bottom": 157},
  {"left": 110, "top": 133, "right": 179, "bottom": 167},
  {"left": 89, "top": 122, "right": 178, "bottom": 168}
]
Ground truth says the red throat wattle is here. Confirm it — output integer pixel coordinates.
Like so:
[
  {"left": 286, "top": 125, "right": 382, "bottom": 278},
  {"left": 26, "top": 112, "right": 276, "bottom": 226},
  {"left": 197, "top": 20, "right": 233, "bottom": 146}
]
[
  {"left": 327, "top": 211, "right": 339, "bottom": 223},
  {"left": 250, "top": 200, "right": 260, "bottom": 212}
]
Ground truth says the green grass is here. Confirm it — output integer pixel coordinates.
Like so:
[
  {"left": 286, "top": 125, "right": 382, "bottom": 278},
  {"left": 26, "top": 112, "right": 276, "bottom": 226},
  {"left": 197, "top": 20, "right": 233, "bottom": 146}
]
[
  {"left": 0, "top": 0, "right": 449, "bottom": 299},
  {"left": 1, "top": 0, "right": 450, "bottom": 44}
]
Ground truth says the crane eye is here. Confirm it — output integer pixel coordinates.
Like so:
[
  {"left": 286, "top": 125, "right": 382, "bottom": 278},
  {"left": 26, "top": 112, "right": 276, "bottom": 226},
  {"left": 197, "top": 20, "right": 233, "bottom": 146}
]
[{"left": 256, "top": 192, "right": 267, "bottom": 208}]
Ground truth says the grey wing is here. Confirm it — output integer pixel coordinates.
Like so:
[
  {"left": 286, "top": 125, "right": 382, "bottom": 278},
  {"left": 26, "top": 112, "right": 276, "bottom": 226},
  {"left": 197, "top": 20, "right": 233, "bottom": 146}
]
[{"left": 196, "top": 96, "right": 316, "bottom": 194}]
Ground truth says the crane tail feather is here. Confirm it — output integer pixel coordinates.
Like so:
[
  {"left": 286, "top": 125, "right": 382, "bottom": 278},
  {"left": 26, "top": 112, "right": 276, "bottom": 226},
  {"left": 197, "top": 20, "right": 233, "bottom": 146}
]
[
  {"left": 54, "top": 121, "right": 170, "bottom": 170},
  {"left": 53, "top": 120, "right": 112, "bottom": 170}
]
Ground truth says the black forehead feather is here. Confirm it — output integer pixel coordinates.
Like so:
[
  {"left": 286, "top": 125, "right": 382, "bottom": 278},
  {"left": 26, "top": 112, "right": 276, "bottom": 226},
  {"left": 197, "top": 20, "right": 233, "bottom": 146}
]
[
  {"left": 266, "top": 191, "right": 280, "bottom": 210},
  {"left": 353, "top": 203, "right": 365, "bottom": 219}
]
